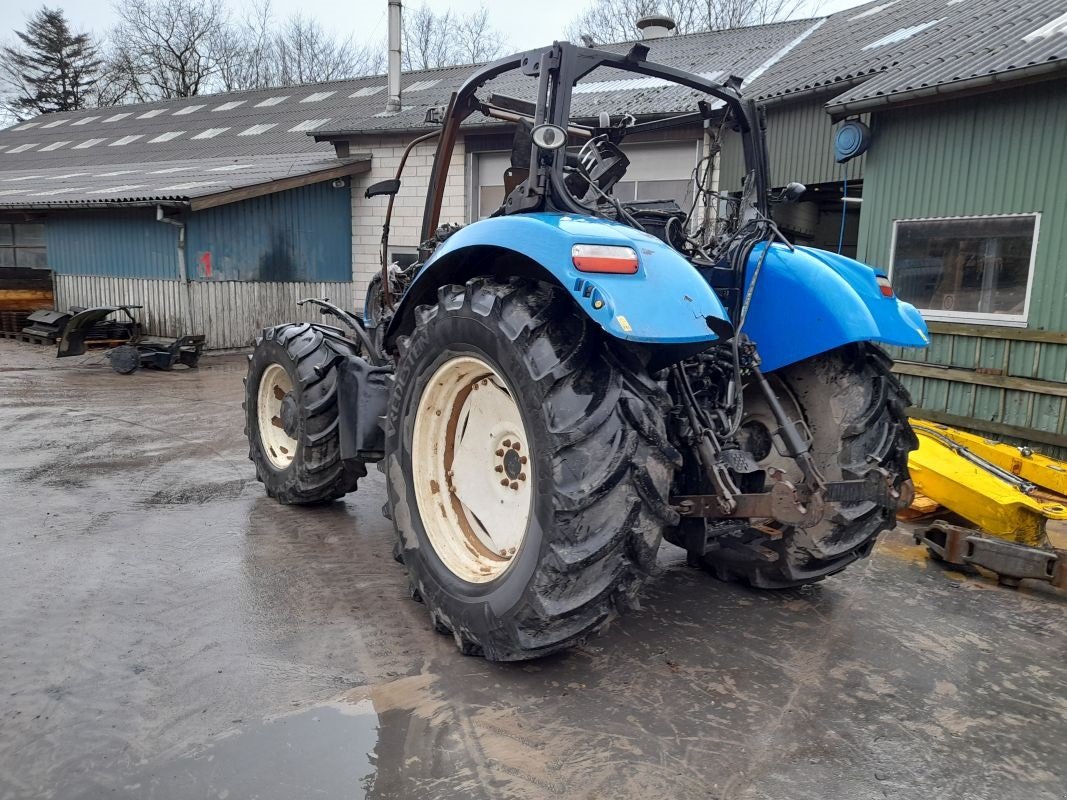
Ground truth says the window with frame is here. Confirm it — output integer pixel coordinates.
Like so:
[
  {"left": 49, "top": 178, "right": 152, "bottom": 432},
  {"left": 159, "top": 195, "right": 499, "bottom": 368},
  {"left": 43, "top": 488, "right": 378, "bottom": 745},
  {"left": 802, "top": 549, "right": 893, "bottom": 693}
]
[
  {"left": 0, "top": 222, "right": 47, "bottom": 268},
  {"left": 388, "top": 246, "right": 419, "bottom": 270},
  {"left": 890, "top": 214, "right": 1038, "bottom": 325}
]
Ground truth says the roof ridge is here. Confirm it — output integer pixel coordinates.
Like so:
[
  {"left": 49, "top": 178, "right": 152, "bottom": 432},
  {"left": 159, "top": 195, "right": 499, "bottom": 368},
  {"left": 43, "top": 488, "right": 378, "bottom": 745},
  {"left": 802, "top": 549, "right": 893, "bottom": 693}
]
[{"left": 587, "top": 16, "right": 825, "bottom": 50}]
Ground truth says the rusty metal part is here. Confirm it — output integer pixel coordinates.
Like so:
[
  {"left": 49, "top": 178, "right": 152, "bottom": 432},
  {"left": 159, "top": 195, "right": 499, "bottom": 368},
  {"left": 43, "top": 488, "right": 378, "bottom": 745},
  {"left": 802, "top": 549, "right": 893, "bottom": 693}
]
[
  {"left": 673, "top": 480, "right": 825, "bottom": 527},
  {"left": 915, "top": 520, "right": 1067, "bottom": 589},
  {"left": 379, "top": 129, "right": 441, "bottom": 310}
]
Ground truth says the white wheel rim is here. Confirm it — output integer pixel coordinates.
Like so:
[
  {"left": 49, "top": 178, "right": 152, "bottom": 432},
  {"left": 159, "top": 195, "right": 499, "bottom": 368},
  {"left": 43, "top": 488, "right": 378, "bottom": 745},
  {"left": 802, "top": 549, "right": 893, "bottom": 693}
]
[
  {"left": 257, "top": 363, "right": 298, "bottom": 470},
  {"left": 411, "top": 355, "right": 533, "bottom": 583}
]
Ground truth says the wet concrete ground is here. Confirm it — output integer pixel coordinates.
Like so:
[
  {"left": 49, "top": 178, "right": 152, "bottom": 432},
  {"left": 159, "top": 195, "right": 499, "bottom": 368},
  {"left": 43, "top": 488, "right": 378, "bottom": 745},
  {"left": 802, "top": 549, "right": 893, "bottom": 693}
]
[{"left": 1, "top": 338, "right": 1066, "bottom": 800}]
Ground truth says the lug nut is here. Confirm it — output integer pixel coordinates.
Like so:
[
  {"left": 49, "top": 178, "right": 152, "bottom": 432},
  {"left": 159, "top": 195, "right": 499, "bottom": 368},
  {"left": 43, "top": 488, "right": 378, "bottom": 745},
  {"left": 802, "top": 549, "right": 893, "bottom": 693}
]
[
  {"left": 495, "top": 449, "right": 505, "bottom": 456},
  {"left": 512, "top": 442, "right": 521, "bottom": 451},
  {"left": 520, "top": 455, "right": 528, "bottom": 464},
  {"left": 510, "top": 481, "right": 519, "bottom": 490},
  {"left": 503, "top": 439, "right": 512, "bottom": 447},
  {"left": 518, "top": 473, "right": 526, "bottom": 481},
  {"left": 500, "top": 478, "right": 509, "bottom": 487},
  {"left": 495, "top": 465, "right": 504, "bottom": 473}
]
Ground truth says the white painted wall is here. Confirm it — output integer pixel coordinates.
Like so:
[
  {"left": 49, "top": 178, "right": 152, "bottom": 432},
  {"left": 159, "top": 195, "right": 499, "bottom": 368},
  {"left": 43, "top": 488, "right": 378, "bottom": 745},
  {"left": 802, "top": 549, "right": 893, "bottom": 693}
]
[{"left": 349, "top": 133, "right": 467, "bottom": 309}]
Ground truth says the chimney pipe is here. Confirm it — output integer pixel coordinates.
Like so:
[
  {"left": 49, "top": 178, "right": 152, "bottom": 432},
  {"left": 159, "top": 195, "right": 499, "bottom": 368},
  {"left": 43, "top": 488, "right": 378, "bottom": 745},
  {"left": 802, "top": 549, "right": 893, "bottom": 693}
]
[
  {"left": 635, "top": 14, "right": 676, "bottom": 39},
  {"left": 386, "top": 0, "right": 402, "bottom": 113}
]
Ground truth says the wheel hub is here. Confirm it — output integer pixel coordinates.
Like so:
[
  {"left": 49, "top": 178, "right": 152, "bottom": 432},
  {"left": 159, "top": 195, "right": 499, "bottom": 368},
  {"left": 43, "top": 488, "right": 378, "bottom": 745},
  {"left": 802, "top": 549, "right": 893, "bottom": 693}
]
[
  {"left": 502, "top": 447, "right": 523, "bottom": 481},
  {"left": 279, "top": 392, "right": 299, "bottom": 438},
  {"left": 256, "top": 362, "right": 298, "bottom": 470},
  {"left": 411, "top": 356, "right": 533, "bottom": 583}
]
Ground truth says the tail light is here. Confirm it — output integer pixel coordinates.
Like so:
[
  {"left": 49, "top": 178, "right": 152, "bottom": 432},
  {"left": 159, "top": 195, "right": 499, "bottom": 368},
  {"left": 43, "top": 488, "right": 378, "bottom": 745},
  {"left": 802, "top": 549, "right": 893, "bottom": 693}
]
[
  {"left": 876, "top": 276, "right": 894, "bottom": 297},
  {"left": 572, "top": 244, "right": 639, "bottom": 274}
]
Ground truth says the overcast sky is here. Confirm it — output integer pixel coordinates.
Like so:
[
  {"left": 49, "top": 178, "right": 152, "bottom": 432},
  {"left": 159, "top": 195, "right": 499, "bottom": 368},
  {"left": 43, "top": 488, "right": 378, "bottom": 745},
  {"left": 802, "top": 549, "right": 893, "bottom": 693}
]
[{"left": 4, "top": 0, "right": 868, "bottom": 57}]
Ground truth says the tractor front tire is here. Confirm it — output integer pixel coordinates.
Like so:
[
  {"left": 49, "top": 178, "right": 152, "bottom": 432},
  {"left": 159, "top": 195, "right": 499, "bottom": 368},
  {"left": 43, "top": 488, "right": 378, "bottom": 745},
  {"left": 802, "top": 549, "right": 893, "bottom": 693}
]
[
  {"left": 384, "top": 277, "right": 679, "bottom": 661},
  {"left": 701, "top": 344, "right": 916, "bottom": 588},
  {"left": 244, "top": 322, "right": 366, "bottom": 504}
]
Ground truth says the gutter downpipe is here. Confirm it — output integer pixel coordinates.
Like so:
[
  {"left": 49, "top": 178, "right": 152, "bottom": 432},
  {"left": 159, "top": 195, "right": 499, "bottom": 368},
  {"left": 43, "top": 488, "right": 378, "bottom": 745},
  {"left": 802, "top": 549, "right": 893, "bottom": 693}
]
[{"left": 157, "top": 204, "right": 194, "bottom": 334}]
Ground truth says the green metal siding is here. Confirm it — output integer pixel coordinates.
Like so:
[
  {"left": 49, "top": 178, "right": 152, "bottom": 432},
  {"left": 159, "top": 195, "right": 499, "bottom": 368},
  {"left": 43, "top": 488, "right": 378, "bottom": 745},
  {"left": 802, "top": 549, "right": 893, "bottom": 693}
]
[
  {"left": 858, "top": 80, "right": 1067, "bottom": 455},
  {"left": 719, "top": 99, "right": 866, "bottom": 191},
  {"left": 186, "top": 181, "right": 352, "bottom": 282}
]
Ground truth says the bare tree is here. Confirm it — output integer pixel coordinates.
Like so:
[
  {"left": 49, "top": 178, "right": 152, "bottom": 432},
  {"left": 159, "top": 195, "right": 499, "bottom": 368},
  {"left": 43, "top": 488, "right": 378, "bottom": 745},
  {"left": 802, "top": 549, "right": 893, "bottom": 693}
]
[
  {"left": 215, "top": 0, "right": 276, "bottom": 91},
  {"left": 568, "top": 0, "right": 815, "bottom": 44},
  {"left": 273, "top": 15, "right": 381, "bottom": 86},
  {"left": 108, "top": 0, "right": 234, "bottom": 100},
  {"left": 213, "top": 3, "right": 382, "bottom": 92},
  {"left": 402, "top": 3, "right": 504, "bottom": 71}
]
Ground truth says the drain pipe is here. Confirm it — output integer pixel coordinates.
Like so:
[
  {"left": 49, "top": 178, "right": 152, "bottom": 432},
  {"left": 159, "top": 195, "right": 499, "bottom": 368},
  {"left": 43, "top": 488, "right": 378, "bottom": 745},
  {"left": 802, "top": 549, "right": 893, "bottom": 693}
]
[
  {"left": 385, "top": 0, "right": 402, "bottom": 113},
  {"left": 157, "top": 204, "right": 193, "bottom": 333}
]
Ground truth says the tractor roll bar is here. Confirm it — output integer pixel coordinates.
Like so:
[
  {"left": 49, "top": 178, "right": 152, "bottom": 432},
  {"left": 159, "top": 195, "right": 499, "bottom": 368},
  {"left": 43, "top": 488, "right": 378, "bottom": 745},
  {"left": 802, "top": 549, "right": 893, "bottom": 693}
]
[{"left": 420, "top": 41, "right": 771, "bottom": 244}]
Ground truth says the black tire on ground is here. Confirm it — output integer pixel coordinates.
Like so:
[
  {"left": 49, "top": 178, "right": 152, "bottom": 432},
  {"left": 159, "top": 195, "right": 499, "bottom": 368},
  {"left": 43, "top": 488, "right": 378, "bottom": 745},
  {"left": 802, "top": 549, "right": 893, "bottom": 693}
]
[
  {"left": 702, "top": 344, "right": 917, "bottom": 589},
  {"left": 244, "top": 322, "right": 366, "bottom": 505},
  {"left": 384, "top": 276, "right": 680, "bottom": 661}
]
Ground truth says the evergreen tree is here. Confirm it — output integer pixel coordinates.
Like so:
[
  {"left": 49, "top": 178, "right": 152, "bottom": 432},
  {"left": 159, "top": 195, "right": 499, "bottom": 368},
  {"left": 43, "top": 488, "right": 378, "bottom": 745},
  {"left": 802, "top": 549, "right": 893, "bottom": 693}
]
[{"left": 1, "top": 7, "right": 103, "bottom": 118}]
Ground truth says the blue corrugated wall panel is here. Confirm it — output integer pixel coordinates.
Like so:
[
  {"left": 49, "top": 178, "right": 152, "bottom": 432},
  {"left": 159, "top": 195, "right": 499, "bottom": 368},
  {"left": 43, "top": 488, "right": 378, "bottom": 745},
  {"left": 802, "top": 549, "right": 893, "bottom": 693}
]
[
  {"left": 186, "top": 181, "right": 352, "bottom": 282},
  {"left": 45, "top": 210, "right": 179, "bottom": 279}
]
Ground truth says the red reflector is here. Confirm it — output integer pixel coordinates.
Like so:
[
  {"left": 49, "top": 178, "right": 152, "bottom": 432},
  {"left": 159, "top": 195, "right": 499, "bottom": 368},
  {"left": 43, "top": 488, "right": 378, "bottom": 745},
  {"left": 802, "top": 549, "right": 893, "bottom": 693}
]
[
  {"left": 876, "top": 276, "right": 894, "bottom": 297},
  {"left": 572, "top": 244, "right": 638, "bottom": 274}
]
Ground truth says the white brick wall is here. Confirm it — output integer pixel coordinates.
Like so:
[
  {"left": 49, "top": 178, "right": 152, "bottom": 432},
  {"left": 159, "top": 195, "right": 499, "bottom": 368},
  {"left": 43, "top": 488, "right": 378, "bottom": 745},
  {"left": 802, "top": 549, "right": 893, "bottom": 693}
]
[{"left": 350, "top": 133, "right": 467, "bottom": 308}]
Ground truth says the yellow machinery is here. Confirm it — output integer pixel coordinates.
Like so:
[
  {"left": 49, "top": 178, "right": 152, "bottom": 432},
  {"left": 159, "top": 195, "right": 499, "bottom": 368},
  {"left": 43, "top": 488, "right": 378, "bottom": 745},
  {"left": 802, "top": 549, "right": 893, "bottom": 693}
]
[{"left": 907, "top": 419, "right": 1067, "bottom": 588}]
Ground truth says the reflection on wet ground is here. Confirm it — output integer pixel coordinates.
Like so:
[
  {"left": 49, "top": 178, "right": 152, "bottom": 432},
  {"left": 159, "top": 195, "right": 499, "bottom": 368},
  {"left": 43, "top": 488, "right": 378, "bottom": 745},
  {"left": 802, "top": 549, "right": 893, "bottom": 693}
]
[
  {"left": 1, "top": 341, "right": 1066, "bottom": 800},
  {"left": 88, "top": 704, "right": 379, "bottom": 800}
]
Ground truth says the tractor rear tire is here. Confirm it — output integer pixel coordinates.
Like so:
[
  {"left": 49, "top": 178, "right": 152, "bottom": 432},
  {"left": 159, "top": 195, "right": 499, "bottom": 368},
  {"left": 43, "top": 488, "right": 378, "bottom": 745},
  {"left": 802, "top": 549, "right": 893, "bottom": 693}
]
[
  {"left": 244, "top": 322, "right": 366, "bottom": 505},
  {"left": 384, "top": 277, "right": 680, "bottom": 661},
  {"left": 701, "top": 344, "right": 916, "bottom": 589}
]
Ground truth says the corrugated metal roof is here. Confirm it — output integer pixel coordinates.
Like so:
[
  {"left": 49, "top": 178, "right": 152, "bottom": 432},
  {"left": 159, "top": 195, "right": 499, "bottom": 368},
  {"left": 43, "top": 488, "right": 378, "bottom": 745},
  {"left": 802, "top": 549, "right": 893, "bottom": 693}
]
[
  {"left": 826, "top": 0, "right": 1067, "bottom": 115},
  {"left": 0, "top": 22, "right": 814, "bottom": 167},
  {"left": 745, "top": 0, "right": 1067, "bottom": 106},
  {"left": 1, "top": 0, "right": 1064, "bottom": 194},
  {"left": 0, "top": 152, "right": 369, "bottom": 207},
  {"left": 0, "top": 65, "right": 472, "bottom": 170}
]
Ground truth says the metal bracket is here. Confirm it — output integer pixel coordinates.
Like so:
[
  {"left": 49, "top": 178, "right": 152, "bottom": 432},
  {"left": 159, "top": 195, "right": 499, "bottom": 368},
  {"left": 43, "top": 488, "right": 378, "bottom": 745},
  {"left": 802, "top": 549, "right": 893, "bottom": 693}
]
[
  {"left": 915, "top": 520, "right": 1067, "bottom": 588},
  {"left": 673, "top": 480, "right": 824, "bottom": 527}
]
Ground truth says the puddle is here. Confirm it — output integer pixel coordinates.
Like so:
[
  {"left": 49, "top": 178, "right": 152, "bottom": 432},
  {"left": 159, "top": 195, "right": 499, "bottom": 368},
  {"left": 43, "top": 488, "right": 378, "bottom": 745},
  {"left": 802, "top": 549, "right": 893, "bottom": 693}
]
[{"left": 97, "top": 703, "right": 379, "bottom": 799}]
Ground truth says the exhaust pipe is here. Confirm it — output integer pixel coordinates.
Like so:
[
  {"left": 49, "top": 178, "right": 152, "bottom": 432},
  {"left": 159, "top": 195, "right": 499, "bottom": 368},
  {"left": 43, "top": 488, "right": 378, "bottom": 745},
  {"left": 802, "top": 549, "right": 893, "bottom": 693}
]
[{"left": 386, "top": 0, "right": 402, "bottom": 113}]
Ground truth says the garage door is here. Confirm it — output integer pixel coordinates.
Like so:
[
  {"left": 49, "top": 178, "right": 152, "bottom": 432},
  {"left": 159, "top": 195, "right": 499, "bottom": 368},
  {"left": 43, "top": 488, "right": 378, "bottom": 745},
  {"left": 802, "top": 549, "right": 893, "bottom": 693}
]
[{"left": 473, "top": 140, "right": 700, "bottom": 219}]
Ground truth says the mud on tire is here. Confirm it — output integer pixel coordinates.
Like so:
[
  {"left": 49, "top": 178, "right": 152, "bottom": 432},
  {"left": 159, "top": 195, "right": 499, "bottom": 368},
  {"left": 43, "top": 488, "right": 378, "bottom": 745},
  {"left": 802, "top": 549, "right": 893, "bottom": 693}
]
[
  {"left": 244, "top": 322, "right": 366, "bottom": 504},
  {"left": 384, "top": 276, "right": 680, "bottom": 661},
  {"left": 702, "top": 344, "right": 916, "bottom": 589}
]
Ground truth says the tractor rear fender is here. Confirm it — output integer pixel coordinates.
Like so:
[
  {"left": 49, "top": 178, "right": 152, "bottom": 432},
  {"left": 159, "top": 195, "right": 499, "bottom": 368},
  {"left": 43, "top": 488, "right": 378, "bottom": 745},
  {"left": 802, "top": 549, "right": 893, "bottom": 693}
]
[
  {"left": 739, "top": 243, "right": 930, "bottom": 372},
  {"left": 385, "top": 213, "right": 730, "bottom": 354}
]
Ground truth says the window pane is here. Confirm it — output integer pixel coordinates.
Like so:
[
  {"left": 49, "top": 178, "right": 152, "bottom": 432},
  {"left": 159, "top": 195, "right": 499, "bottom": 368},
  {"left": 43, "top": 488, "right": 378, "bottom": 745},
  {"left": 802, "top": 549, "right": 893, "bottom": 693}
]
[
  {"left": 0, "top": 224, "right": 12, "bottom": 246},
  {"left": 13, "top": 223, "right": 45, "bottom": 246},
  {"left": 893, "top": 216, "right": 1035, "bottom": 317},
  {"left": 478, "top": 185, "right": 505, "bottom": 219},
  {"left": 388, "top": 248, "right": 418, "bottom": 270},
  {"left": 0, "top": 247, "right": 14, "bottom": 267},
  {"left": 636, "top": 179, "right": 691, "bottom": 203},
  {"left": 16, "top": 247, "right": 48, "bottom": 268}
]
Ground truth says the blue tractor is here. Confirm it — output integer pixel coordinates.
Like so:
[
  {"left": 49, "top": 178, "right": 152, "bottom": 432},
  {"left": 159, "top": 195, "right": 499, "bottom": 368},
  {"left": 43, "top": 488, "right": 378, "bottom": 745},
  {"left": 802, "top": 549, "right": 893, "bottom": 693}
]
[{"left": 244, "top": 43, "right": 930, "bottom": 661}]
